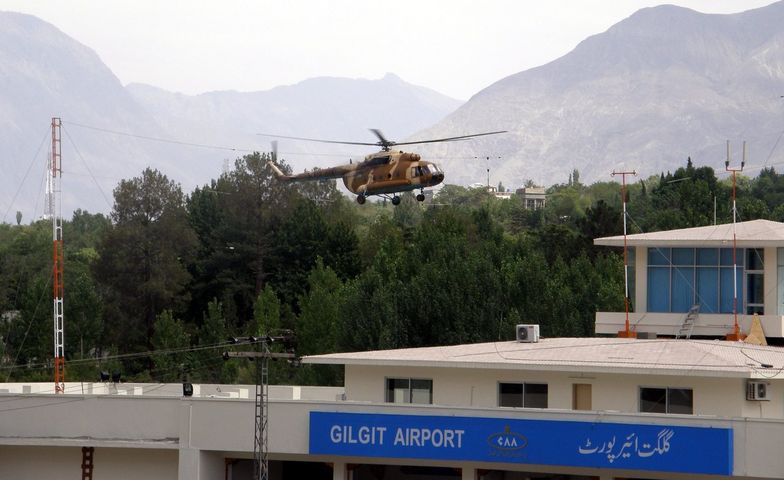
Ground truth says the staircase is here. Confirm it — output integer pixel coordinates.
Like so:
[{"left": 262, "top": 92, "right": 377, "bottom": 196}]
[{"left": 675, "top": 304, "right": 700, "bottom": 339}]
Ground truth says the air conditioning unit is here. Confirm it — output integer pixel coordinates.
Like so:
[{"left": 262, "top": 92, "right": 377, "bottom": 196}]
[
  {"left": 516, "top": 324, "right": 540, "bottom": 343},
  {"left": 747, "top": 381, "right": 770, "bottom": 401}
]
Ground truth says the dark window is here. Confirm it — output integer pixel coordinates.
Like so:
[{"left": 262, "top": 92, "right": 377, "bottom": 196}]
[
  {"left": 668, "top": 388, "right": 693, "bottom": 414},
  {"left": 385, "top": 378, "right": 432, "bottom": 404},
  {"left": 746, "top": 248, "right": 764, "bottom": 314},
  {"left": 640, "top": 387, "right": 693, "bottom": 414},
  {"left": 499, "top": 382, "right": 548, "bottom": 408},
  {"left": 499, "top": 382, "right": 523, "bottom": 407}
]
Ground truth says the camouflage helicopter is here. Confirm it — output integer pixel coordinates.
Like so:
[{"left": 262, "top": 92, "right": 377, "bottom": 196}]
[{"left": 264, "top": 129, "right": 505, "bottom": 205}]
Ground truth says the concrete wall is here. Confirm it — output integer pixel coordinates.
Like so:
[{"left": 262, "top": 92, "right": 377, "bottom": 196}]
[
  {"left": 595, "top": 311, "right": 784, "bottom": 337},
  {"left": 0, "top": 446, "right": 177, "bottom": 480},
  {"left": 4, "top": 391, "right": 784, "bottom": 478},
  {"left": 345, "top": 364, "right": 779, "bottom": 418}
]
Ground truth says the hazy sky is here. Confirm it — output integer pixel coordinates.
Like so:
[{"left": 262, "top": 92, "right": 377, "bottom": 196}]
[{"left": 0, "top": 0, "right": 776, "bottom": 100}]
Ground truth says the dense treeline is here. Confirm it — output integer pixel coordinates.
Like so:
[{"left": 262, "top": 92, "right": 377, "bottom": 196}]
[{"left": 1, "top": 155, "right": 782, "bottom": 385}]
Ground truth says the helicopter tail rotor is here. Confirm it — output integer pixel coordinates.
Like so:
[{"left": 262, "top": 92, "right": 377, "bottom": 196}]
[
  {"left": 267, "top": 159, "right": 289, "bottom": 180},
  {"left": 267, "top": 141, "right": 291, "bottom": 180}
]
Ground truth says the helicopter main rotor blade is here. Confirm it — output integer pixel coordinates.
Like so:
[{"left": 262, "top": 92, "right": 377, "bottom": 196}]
[
  {"left": 258, "top": 132, "right": 378, "bottom": 147},
  {"left": 393, "top": 130, "right": 508, "bottom": 147},
  {"left": 369, "top": 129, "right": 394, "bottom": 147}
]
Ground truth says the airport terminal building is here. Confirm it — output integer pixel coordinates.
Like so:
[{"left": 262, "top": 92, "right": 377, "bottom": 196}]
[{"left": 3, "top": 220, "right": 784, "bottom": 480}]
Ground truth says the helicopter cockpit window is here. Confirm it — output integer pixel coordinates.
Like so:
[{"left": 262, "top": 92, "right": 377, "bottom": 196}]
[{"left": 420, "top": 166, "right": 430, "bottom": 175}]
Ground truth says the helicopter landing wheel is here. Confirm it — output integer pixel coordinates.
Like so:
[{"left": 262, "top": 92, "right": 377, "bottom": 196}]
[
  {"left": 416, "top": 193, "right": 425, "bottom": 202},
  {"left": 391, "top": 196, "right": 401, "bottom": 206},
  {"left": 356, "top": 194, "right": 366, "bottom": 205}
]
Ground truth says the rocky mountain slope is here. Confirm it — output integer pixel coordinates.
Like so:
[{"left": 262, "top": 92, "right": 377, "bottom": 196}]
[
  {"left": 410, "top": 2, "right": 784, "bottom": 188},
  {"left": 0, "top": 11, "right": 460, "bottom": 219}
]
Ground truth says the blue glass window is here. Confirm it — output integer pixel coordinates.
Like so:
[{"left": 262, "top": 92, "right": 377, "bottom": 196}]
[
  {"left": 720, "top": 248, "right": 743, "bottom": 266},
  {"left": 648, "top": 267, "right": 670, "bottom": 313},
  {"left": 672, "top": 248, "right": 694, "bottom": 265},
  {"left": 719, "top": 267, "right": 742, "bottom": 313},
  {"left": 697, "top": 248, "right": 718, "bottom": 265},
  {"left": 646, "top": 247, "right": 744, "bottom": 313},
  {"left": 672, "top": 267, "right": 694, "bottom": 312},
  {"left": 648, "top": 248, "right": 670, "bottom": 266},
  {"left": 696, "top": 268, "right": 719, "bottom": 313}
]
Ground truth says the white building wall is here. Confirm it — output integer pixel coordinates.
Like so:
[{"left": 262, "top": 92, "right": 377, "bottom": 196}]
[
  {"left": 764, "top": 246, "right": 778, "bottom": 315},
  {"left": 4, "top": 389, "right": 784, "bottom": 478},
  {"left": 0, "top": 446, "right": 177, "bottom": 480},
  {"left": 635, "top": 246, "right": 648, "bottom": 313},
  {"left": 345, "top": 365, "right": 780, "bottom": 418}
]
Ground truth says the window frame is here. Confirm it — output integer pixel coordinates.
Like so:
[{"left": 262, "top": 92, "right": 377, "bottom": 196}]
[
  {"left": 746, "top": 248, "right": 764, "bottom": 314},
  {"left": 384, "top": 377, "right": 433, "bottom": 404},
  {"left": 639, "top": 386, "right": 693, "bottom": 414},
  {"left": 647, "top": 247, "right": 744, "bottom": 314},
  {"left": 497, "top": 381, "right": 549, "bottom": 409}
]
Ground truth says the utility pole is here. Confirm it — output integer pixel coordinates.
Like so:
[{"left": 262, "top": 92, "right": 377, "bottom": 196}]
[
  {"left": 612, "top": 169, "right": 637, "bottom": 339},
  {"left": 48, "top": 117, "right": 65, "bottom": 393},
  {"left": 475, "top": 156, "right": 501, "bottom": 191},
  {"left": 725, "top": 140, "right": 745, "bottom": 341},
  {"left": 223, "top": 332, "right": 297, "bottom": 480}
]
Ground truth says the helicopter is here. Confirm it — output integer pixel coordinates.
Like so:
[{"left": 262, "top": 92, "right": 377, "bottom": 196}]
[{"left": 264, "top": 129, "right": 506, "bottom": 205}]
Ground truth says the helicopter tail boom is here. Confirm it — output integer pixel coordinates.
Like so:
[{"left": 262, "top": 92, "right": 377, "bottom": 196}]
[
  {"left": 267, "top": 160, "right": 293, "bottom": 180},
  {"left": 267, "top": 160, "right": 352, "bottom": 182}
]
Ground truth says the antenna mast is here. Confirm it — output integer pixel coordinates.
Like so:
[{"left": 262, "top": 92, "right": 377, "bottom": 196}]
[
  {"left": 50, "top": 117, "right": 65, "bottom": 393},
  {"left": 612, "top": 169, "right": 637, "bottom": 338},
  {"left": 725, "top": 140, "right": 745, "bottom": 341}
]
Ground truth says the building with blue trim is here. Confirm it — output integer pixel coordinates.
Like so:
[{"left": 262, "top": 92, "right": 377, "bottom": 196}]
[
  {"left": 594, "top": 219, "right": 784, "bottom": 338},
  {"left": 3, "top": 220, "right": 784, "bottom": 479}
]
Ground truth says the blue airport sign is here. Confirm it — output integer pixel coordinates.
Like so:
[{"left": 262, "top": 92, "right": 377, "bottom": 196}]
[{"left": 309, "top": 411, "right": 733, "bottom": 475}]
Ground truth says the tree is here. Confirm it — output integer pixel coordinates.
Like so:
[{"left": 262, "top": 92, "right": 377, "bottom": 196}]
[
  {"left": 196, "top": 299, "right": 236, "bottom": 383},
  {"left": 15, "top": 211, "right": 21, "bottom": 226},
  {"left": 295, "top": 259, "right": 345, "bottom": 385},
  {"left": 186, "top": 153, "right": 294, "bottom": 328},
  {"left": 94, "top": 168, "right": 197, "bottom": 356},
  {"left": 151, "top": 310, "right": 191, "bottom": 382}
]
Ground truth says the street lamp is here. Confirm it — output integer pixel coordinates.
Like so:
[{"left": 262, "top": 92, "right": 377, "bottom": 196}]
[{"left": 475, "top": 156, "right": 501, "bottom": 191}]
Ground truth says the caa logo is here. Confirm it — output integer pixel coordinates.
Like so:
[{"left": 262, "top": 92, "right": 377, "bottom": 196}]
[{"left": 487, "top": 425, "right": 527, "bottom": 451}]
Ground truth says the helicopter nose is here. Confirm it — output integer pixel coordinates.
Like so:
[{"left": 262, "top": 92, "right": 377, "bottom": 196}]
[{"left": 432, "top": 172, "right": 444, "bottom": 184}]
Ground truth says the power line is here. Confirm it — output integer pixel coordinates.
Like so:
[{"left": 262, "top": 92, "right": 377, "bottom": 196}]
[
  {"left": 2, "top": 129, "right": 48, "bottom": 223},
  {"left": 62, "top": 126, "right": 113, "bottom": 209},
  {"left": 65, "top": 120, "right": 256, "bottom": 153},
  {"left": 0, "top": 340, "right": 237, "bottom": 373}
]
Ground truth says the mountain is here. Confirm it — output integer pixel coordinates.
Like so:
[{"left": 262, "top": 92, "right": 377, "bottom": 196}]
[
  {"left": 409, "top": 2, "right": 784, "bottom": 189},
  {"left": 0, "top": 11, "right": 461, "bottom": 220},
  {"left": 125, "top": 73, "right": 460, "bottom": 171},
  {"left": 0, "top": 11, "right": 171, "bottom": 222}
]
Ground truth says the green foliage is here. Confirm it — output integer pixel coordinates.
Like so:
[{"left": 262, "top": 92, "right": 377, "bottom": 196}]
[
  {"left": 195, "top": 299, "right": 237, "bottom": 383},
  {"left": 93, "top": 168, "right": 197, "bottom": 351},
  {"left": 151, "top": 310, "right": 191, "bottom": 382},
  {"left": 4, "top": 155, "right": 781, "bottom": 385}
]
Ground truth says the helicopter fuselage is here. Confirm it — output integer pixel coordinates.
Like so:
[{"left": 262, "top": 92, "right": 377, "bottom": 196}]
[
  {"left": 344, "top": 151, "right": 444, "bottom": 197},
  {"left": 265, "top": 127, "right": 504, "bottom": 205}
]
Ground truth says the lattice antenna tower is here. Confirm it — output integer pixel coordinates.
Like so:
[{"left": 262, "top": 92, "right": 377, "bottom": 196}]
[{"left": 49, "top": 117, "right": 65, "bottom": 393}]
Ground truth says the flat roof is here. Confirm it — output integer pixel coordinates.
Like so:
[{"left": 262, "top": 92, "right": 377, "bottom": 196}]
[
  {"left": 594, "top": 219, "right": 784, "bottom": 247},
  {"left": 304, "top": 337, "right": 784, "bottom": 378}
]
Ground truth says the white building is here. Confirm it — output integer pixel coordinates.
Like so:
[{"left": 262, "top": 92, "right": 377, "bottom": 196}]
[
  {"left": 594, "top": 219, "right": 784, "bottom": 338},
  {"left": 3, "top": 220, "right": 784, "bottom": 480}
]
